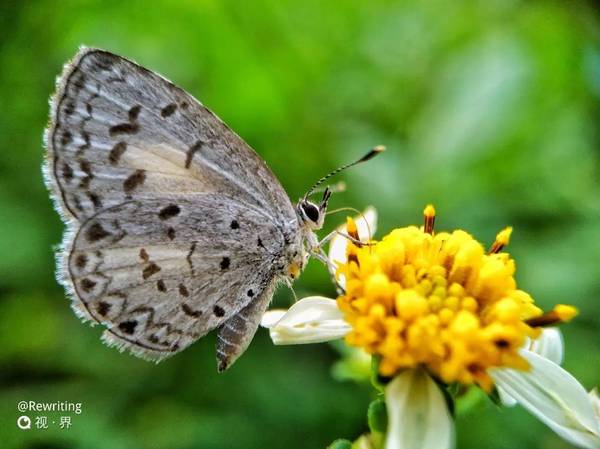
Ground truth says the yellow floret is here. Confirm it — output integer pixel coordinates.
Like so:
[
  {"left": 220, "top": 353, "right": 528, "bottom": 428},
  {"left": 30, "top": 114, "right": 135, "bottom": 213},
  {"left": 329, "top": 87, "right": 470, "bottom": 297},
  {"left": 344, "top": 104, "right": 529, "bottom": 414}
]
[
  {"left": 554, "top": 304, "right": 578, "bottom": 322},
  {"left": 337, "top": 206, "right": 577, "bottom": 390}
]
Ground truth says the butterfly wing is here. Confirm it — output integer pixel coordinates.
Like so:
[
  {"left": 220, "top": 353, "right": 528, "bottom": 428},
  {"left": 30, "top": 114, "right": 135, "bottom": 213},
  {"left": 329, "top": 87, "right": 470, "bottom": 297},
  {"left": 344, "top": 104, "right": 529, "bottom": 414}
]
[
  {"left": 44, "top": 48, "right": 302, "bottom": 364},
  {"left": 45, "top": 47, "right": 295, "bottom": 223},
  {"left": 68, "top": 196, "right": 286, "bottom": 361}
]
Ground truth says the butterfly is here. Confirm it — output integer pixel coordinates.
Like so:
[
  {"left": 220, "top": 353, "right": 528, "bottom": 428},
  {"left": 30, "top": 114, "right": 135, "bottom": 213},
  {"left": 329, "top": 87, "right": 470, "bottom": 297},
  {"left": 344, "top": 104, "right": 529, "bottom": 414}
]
[{"left": 44, "top": 47, "right": 383, "bottom": 371}]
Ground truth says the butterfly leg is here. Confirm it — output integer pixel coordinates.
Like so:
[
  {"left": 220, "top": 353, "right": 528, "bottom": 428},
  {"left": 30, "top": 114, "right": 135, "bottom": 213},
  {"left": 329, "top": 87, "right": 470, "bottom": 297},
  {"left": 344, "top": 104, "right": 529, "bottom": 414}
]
[
  {"left": 317, "top": 229, "right": 338, "bottom": 247},
  {"left": 309, "top": 247, "right": 345, "bottom": 295},
  {"left": 318, "top": 229, "right": 373, "bottom": 250},
  {"left": 283, "top": 278, "right": 299, "bottom": 302},
  {"left": 312, "top": 230, "right": 372, "bottom": 295},
  {"left": 332, "top": 231, "right": 374, "bottom": 248},
  {"left": 303, "top": 229, "right": 350, "bottom": 294}
]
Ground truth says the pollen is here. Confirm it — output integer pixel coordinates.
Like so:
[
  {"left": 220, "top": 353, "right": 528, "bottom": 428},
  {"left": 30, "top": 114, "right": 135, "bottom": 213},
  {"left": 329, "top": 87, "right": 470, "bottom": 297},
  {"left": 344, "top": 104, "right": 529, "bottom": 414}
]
[
  {"left": 554, "top": 304, "right": 578, "bottom": 321},
  {"left": 526, "top": 303, "right": 578, "bottom": 327},
  {"left": 288, "top": 262, "right": 301, "bottom": 279},
  {"left": 336, "top": 206, "right": 577, "bottom": 390},
  {"left": 488, "top": 227, "right": 513, "bottom": 254},
  {"left": 423, "top": 204, "right": 436, "bottom": 235}
]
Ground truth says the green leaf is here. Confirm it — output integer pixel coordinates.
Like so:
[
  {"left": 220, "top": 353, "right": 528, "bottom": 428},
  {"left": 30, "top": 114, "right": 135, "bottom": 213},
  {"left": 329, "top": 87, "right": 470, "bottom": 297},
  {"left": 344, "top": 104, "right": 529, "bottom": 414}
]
[
  {"left": 328, "top": 439, "right": 353, "bottom": 449},
  {"left": 367, "top": 398, "right": 388, "bottom": 434}
]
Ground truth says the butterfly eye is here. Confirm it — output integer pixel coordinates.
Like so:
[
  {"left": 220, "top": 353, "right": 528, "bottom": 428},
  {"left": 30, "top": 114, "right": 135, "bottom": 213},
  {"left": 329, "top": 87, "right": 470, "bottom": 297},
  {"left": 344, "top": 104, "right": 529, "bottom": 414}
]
[{"left": 301, "top": 202, "right": 320, "bottom": 223}]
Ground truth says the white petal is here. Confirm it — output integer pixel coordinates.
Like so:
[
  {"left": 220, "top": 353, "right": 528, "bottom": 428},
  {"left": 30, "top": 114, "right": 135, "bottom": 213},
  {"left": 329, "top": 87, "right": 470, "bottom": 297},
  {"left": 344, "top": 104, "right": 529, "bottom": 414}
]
[
  {"left": 526, "top": 327, "right": 564, "bottom": 365},
  {"left": 261, "top": 296, "right": 351, "bottom": 345},
  {"left": 500, "top": 327, "right": 565, "bottom": 407},
  {"left": 328, "top": 206, "right": 377, "bottom": 265},
  {"left": 385, "top": 369, "right": 454, "bottom": 449},
  {"left": 497, "top": 385, "right": 518, "bottom": 407},
  {"left": 589, "top": 389, "right": 600, "bottom": 420},
  {"left": 328, "top": 206, "right": 377, "bottom": 288},
  {"left": 260, "top": 310, "right": 287, "bottom": 328},
  {"left": 490, "top": 350, "right": 600, "bottom": 448}
]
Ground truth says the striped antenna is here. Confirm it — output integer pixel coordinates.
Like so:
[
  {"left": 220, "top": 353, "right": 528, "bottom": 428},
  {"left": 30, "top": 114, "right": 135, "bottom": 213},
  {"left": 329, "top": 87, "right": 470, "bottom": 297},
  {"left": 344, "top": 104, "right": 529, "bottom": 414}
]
[{"left": 304, "top": 145, "right": 385, "bottom": 198}]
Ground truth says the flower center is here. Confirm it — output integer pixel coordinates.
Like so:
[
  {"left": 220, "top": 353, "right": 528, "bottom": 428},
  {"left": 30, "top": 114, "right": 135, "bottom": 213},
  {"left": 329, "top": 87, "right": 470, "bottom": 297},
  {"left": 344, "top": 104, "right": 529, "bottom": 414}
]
[{"left": 337, "top": 205, "right": 577, "bottom": 390}]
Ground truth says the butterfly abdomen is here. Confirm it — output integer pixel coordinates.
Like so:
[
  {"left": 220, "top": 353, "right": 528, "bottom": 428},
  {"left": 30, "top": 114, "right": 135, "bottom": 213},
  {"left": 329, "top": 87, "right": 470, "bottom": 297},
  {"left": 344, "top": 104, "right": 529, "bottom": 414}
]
[{"left": 216, "top": 281, "right": 276, "bottom": 371}]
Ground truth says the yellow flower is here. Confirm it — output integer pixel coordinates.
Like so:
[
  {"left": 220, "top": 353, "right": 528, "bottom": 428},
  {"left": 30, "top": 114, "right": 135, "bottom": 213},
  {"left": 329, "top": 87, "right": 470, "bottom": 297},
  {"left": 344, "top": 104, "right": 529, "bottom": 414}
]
[
  {"left": 337, "top": 205, "right": 577, "bottom": 390},
  {"left": 262, "top": 207, "right": 599, "bottom": 449}
]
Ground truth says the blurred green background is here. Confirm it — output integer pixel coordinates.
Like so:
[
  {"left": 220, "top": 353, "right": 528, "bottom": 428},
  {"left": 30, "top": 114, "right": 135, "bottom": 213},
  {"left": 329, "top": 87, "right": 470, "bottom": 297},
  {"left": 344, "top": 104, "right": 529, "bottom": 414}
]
[{"left": 1, "top": 0, "right": 599, "bottom": 448}]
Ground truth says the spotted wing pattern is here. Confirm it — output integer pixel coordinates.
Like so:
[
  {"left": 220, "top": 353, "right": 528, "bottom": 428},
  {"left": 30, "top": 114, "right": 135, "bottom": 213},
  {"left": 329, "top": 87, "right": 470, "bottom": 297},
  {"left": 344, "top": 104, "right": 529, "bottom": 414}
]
[
  {"left": 44, "top": 48, "right": 300, "bottom": 364},
  {"left": 45, "top": 48, "right": 295, "bottom": 222},
  {"left": 68, "top": 196, "right": 285, "bottom": 360}
]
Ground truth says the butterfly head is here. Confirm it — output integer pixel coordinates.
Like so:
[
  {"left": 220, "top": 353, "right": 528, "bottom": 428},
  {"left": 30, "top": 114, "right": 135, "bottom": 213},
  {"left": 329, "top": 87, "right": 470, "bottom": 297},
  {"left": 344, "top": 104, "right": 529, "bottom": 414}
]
[
  {"left": 296, "top": 145, "right": 385, "bottom": 232},
  {"left": 296, "top": 187, "right": 331, "bottom": 231}
]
